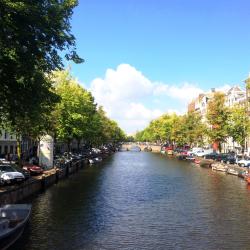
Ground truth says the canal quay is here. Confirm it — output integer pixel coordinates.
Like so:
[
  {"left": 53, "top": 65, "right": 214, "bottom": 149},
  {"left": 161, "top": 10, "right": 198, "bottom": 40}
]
[{"left": 8, "top": 151, "right": 250, "bottom": 250}]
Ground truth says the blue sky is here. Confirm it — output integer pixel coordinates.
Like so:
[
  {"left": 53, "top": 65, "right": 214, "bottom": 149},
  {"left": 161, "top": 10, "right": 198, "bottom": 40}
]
[{"left": 67, "top": 0, "right": 250, "bottom": 134}]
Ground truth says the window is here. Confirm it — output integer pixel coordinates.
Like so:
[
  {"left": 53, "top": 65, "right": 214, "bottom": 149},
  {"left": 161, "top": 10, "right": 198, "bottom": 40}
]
[
  {"left": 4, "top": 146, "right": 8, "bottom": 154},
  {"left": 10, "top": 146, "right": 13, "bottom": 154},
  {"left": 4, "top": 132, "right": 7, "bottom": 139}
]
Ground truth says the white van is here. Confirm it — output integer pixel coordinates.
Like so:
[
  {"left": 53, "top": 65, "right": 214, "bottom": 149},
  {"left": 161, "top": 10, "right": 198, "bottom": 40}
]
[{"left": 187, "top": 147, "right": 203, "bottom": 156}]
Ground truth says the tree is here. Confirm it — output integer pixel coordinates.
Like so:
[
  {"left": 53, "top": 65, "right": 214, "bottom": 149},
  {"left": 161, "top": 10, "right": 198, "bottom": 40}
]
[
  {"left": 184, "top": 111, "right": 207, "bottom": 147},
  {"left": 0, "top": 0, "right": 83, "bottom": 126},
  {"left": 171, "top": 115, "right": 188, "bottom": 146},
  {"left": 134, "top": 111, "right": 207, "bottom": 147},
  {"left": 52, "top": 70, "right": 96, "bottom": 151},
  {"left": 91, "top": 107, "right": 126, "bottom": 145},
  {"left": 206, "top": 92, "right": 229, "bottom": 152},
  {"left": 228, "top": 105, "right": 250, "bottom": 153}
]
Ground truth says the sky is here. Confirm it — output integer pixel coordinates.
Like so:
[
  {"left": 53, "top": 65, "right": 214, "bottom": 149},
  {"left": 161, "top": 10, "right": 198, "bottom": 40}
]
[{"left": 67, "top": 0, "right": 250, "bottom": 134}]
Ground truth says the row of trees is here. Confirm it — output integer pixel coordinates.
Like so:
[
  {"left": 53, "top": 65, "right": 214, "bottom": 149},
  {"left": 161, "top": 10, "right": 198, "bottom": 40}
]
[
  {"left": 0, "top": 1, "right": 126, "bottom": 157},
  {"left": 135, "top": 92, "right": 250, "bottom": 152},
  {"left": 3, "top": 68, "right": 126, "bottom": 155},
  {"left": 52, "top": 70, "right": 126, "bottom": 150}
]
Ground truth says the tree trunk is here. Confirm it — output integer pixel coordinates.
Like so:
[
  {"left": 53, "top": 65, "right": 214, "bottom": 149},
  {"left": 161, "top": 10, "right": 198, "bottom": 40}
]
[
  {"left": 16, "top": 135, "right": 22, "bottom": 166},
  {"left": 67, "top": 139, "right": 71, "bottom": 153},
  {"left": 241, "top": 140, "right": 245, "bottom": 154},
  {"left": 77, "top": 139, "right": 81, "bottom": 152},
  {"left": 218, "top": 142, "right": 222, "bottom": 153}
]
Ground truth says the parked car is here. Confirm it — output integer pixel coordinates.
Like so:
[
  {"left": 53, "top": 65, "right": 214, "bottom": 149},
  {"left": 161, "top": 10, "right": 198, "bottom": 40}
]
[
  {"left": 12, "top": 165, "right": 30, "bottom": 180},
  {"left": 220, "top": 154, "right": 237, "bottom": 164},
  {"left": 23, "top": 164, "right": 43, "bottom": 175},
  {"left": 193, "top": 149, "right": 213, "bottom": 157},
  {"left": 187, "top": 147, "right": 203, "bottom": 156},
  {"left": 204, "top": 152, "right": 219, "bottom": 160},
  {"left": 0, "top": 164, "right": 25, "bottom": 185},
  {"left": 237, "top": 158, "right": 250, "bottom": 167}
]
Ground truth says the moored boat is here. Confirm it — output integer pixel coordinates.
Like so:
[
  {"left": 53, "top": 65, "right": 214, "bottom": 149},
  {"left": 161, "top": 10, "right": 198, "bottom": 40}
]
[
  {"left": 226, "top": 168, "right": 239, "bottom": 176},
  {"left": 0, "top": 204, "right": 31, "bottom": 250},
  {"left": 211, "top": 163, "right": 228, "bottom": 172},
  {"left": 238, "top": 170, "right": 248, "bottom": 179},
  {"left": 186, "top": 155, "right": 195, "bottom": 161},
  {"left": 167, "top": 149, "right": 173, "bottom": 155},
  {"left": 194, "top": 159, "right": 201, "bottom": 165},
  {"left": 246, "top": 176, "right": 250, "bottom": 185}
]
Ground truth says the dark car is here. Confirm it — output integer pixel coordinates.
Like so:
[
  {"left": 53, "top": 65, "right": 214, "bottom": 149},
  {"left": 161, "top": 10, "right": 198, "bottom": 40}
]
[
  {"left": 222, "top": 154, "right": 236, "bottom": 164},
  {"left": 215, "top": 153, "right": 236, "bottom": 164},
  {"left": 204, "top": 152, "right": 219, "bottom": 160}
]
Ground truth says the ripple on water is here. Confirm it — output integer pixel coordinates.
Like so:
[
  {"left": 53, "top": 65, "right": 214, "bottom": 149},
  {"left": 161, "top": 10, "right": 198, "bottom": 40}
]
[{"left": 10, "top": 152, "right": 250, "bottom": 250}]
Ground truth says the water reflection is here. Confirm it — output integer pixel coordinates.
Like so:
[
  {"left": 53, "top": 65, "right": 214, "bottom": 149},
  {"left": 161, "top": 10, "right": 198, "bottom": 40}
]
[{"left": 10, "top": 152, "right": 250, "bottom": 250}]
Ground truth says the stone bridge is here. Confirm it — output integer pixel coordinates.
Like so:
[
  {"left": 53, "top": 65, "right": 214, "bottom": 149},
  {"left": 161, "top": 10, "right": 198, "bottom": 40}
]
[{"left": 121, "top": 143, "right": 161, "bottom": 152}]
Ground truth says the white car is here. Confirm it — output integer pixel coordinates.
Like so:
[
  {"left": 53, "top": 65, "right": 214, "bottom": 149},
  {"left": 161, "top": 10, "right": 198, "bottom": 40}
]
[
  {"left": 187, "top": 147, "right": 203, "bottom": 156},
  {"left": 237, "top": 158, "right": 250, "bottom": 167},
  {"left": 0, "top": 164, "right": 25, "bottom": 185},
  {"left": 194, "top": 149, "right": 213, "bottom": 157}
]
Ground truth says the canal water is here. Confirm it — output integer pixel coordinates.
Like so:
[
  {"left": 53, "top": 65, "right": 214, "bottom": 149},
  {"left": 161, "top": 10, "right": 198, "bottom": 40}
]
[{"left": 11, "top": 152, "right": 250, "bottom": 250}]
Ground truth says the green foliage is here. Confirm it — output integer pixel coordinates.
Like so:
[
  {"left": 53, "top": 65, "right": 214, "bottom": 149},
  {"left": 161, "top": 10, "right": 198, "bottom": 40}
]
[
  {"left": 0, "top": 0, "right": 82, "bottom": 129},
  {"left": 206, "top": 92, "right": 230, "bottom": 149},
  {"left": 134, "top": 111, "right": 206, "bottom": 147},
  {"left": 228, "top": 105, "right": 250, "bottom": 151},
  {"left": 52, "top": 70, "right": 96, "bottom": 145},
  {"left": 90, "top": 107, "right": 126, "bottom": 145},
  {"left": 52, "top": 70, "right": 126, "bottom": 148}
]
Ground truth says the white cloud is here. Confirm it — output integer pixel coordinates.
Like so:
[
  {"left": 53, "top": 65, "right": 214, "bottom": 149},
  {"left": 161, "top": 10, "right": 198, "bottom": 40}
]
[
  {"left": 91, "top": 64, "right": 153, "bottom": 103},
  {"left": 215, "top": 84, "right": 231, "bottom": 93},
  {"left": 90, "top": 64, "right": 161, "bottom": 133},
  {"left": 153, "top": 82, "right": 203, "bottom": 103},
  {"left": 89, "top": 64, "right": 233, "bottom": 134}
]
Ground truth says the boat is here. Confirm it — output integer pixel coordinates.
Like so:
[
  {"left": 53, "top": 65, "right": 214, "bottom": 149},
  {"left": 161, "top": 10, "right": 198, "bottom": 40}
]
[
  {"left": 0, "top": 204, "right": 31, "bottom": 250},
  {"left": 238, "top": 170, "right": 248, "bottom": 179},
  {"left": 211, "top": 163, "right": 228, "bottom": 172},
  {"left": 246, "top": 176, "right": 250, "bottom": 185},
  {"left": 167, "top": 149, "right": 173, "bottom": 155},
  {"left": 199, "top": 159, "right": 213, "bottom": 168},
  {"left": 226, "top": 168, "right": 239, "bottom": 176},
  {"left": 94, "top": 157, "right": 102, "bottom": 162},
  {"left": 194, "top": 159, "right": 201, "bottom": 165},
  {"left": 186, "top": 155, "right": 195, "bottom": 161},
  {"left": 89, "top": 159, "right": 94, "bottom": 164}
]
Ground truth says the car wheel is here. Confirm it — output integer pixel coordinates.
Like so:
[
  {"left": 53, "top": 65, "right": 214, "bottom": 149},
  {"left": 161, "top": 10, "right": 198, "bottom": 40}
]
[{"left": 241, "top": 163, "right": 245, "bottom": 167}]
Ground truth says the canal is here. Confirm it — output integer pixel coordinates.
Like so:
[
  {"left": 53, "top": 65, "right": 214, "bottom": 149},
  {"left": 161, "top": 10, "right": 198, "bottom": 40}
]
[{"left": 10, "top": 152, "right": 250, "bottom": 250}]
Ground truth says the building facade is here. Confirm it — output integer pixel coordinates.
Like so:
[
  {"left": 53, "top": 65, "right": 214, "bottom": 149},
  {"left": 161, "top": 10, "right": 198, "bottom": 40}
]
[
  {"left": 187, "top": 84, "right": 249, "bottom": 154},
  {"left": 0, "top": 129, "right": 17, "bottom": 157}
]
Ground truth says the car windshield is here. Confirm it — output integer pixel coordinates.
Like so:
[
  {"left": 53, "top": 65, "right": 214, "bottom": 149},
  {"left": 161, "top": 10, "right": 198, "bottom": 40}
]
[
  {"left": 13, "top": 166, "right": 23, "bottom": 171},
  {"left": 0, "top": 165, "right": 15, "bottom": 172}
]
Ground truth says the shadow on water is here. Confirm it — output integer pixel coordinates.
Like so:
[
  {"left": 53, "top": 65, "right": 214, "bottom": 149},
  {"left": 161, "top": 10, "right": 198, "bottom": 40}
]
[{"left": 9, "top": 152, "right": 250, "bottom": 250}]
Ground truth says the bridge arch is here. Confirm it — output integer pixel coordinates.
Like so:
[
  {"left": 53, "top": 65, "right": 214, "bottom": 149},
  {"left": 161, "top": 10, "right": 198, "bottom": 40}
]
[{"left": 120, "top": 143, "right": 161, "bottom": 152}]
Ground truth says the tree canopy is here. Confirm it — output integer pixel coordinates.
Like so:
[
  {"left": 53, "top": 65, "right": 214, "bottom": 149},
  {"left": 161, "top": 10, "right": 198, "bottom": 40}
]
[
  {"left": 134, "top": 111, "right": 206, "bottom": 147},
  {"left": 206, "top": 92, "right": 229, "bottom": 151},
  {"left": 0, "top": 0, "right": 82, "bottom": 127},
  {"left": 52, "top": 70, "right": 126, "bottom": 150}
]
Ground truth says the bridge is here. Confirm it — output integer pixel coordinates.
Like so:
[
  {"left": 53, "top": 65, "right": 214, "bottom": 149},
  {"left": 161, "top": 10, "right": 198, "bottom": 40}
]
[{"left": 121, "top": 143, "right": 161, "bottom": 152}]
